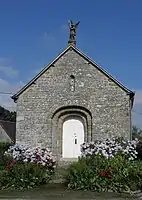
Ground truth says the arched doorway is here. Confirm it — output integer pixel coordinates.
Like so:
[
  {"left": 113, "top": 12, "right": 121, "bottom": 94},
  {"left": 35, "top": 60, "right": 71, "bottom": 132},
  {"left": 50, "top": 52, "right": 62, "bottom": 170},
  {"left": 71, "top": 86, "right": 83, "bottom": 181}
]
[
  {"left": 62, "top": 119, "right": 84, "bottom": 158},
  {"left": 51, "top": 105, "right": 92, "bottom": 160}
]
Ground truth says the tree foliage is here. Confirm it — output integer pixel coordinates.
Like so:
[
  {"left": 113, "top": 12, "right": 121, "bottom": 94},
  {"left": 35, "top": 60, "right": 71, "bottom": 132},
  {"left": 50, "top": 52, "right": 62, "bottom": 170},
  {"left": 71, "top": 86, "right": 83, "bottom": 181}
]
[
  {"left": 132, "top": 125, "right": 142, "bottom": 140},
  {"left": 0, "top": 106, "right": 16, "bottom": 122}
]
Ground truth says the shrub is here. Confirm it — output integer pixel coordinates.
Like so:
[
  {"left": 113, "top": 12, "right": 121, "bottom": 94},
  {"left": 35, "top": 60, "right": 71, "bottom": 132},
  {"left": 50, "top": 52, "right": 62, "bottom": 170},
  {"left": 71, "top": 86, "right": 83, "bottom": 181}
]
[
  {"left": 65, "top": 155, "right": 142, "bottom": 193},
  {"left": 65, "top": 137, "right": 141, "bottom": 193},
  {"left": 5, "top": 144, "right": 56, "bottom": 170},
  {"left": 0, "top": 144, "right": 56, "bottom": 190},
  {"left": 0, "top": 163, "right": 53, "bottom": 190},
  {"left": 81, "top": 137, "right": 138, "bottom": 161},
  {"left": 0, "top": 169, "right": 9, "bottom": 189},
  {"left": 136, "top": 139, "right": 142, "bottom": 160},
  {"left": 0, "top": 142, "right": 13, "bottom": 166},
  {"left": 0, "top": 154, "right": 13, "bottom": 168}
]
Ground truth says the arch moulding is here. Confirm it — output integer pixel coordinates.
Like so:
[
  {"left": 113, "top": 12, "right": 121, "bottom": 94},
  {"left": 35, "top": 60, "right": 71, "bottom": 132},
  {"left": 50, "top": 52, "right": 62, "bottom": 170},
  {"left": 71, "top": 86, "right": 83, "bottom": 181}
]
[{"left": 51, "top": 105, "right": 92, "bottom": 160}]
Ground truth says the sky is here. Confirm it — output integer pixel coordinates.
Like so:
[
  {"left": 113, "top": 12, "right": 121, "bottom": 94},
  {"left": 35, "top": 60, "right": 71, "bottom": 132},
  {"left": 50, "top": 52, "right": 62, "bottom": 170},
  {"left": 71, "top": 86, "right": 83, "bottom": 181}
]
[{"left": 0, "top": 0, "right": 142, "bottom": 127}]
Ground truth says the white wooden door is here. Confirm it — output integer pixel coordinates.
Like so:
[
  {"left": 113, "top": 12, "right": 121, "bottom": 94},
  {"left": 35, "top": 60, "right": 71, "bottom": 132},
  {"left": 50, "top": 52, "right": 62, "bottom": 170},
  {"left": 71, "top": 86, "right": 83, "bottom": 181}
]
[{"left": 62, "top": 119, "right": 84, "bottom": 158}]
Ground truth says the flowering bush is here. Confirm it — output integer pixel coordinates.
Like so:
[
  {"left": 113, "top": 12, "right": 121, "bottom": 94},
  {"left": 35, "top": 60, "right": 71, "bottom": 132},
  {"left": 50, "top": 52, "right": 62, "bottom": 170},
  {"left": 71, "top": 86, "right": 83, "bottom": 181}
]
[
  {"left": 99, "top": 168, "right": 112, "bottom": 180},
  {"left": 65, "top": 137, "right": 141, "bottom": 193},
  {"left": 5, "top": 159, "right": 16, "bottom": 169},
  {"left": 5, "top": 144, "right": 56, "bottom": 169},
  {"left": 81, "top": 137, "right": 138, "bottom": 161},
  {"left": 136, "top": 139, "right": 142, "bottom": 160},
  {"left": 0, "top": 142, "right": 13, "bottom": 167},
  {"left": 65, "top": 155, "right": 142, "bottom": 192},
  {"left": 0, "top": 144, "right": 56, "bottom": 190},
  {"left": 0, "top": 163, "right": 53, "bottom": 190}
]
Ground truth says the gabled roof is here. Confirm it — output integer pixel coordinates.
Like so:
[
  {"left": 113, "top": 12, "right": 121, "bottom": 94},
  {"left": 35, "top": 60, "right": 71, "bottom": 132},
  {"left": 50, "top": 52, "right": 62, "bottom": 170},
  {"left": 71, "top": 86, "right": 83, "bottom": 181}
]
[
  {"left": 0, "top": 120, "right": 16, "bottom": 142},
  {"left": 11, "top": 45, "right": 135, "bottom": 102}
]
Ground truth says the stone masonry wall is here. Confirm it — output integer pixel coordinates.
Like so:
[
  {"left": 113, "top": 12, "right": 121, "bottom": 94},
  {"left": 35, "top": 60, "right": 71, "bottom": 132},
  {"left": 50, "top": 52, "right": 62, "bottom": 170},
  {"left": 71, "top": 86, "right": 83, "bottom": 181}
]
[{"left": 16, "top": 48, "right": 131, "bottom": 155}]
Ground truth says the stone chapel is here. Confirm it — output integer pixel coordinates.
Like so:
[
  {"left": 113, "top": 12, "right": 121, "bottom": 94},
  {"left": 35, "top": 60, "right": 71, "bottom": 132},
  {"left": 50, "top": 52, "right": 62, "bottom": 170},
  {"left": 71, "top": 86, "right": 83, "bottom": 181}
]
[{"left": 12, "top": 21, "right": 135, "bottom": 161}]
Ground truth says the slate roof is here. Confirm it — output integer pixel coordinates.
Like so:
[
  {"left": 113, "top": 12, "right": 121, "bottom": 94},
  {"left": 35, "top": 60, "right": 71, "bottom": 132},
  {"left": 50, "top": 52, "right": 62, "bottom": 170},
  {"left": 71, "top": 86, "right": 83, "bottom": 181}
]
[
  {"left": 0, "top": 120, "right": 16, "bottom": 142},
  {"left": 11, "top": 45, "right": 135, "bottom": 105}
]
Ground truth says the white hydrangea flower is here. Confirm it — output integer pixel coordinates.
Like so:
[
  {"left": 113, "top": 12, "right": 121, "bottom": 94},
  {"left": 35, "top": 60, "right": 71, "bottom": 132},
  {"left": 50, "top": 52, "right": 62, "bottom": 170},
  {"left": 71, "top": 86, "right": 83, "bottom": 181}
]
[
  {"left": 80, "top": 136, "right": 138, "bottom": 160},
  {"left": 5, "top": 144, "right": 56, "bottom": 168}
]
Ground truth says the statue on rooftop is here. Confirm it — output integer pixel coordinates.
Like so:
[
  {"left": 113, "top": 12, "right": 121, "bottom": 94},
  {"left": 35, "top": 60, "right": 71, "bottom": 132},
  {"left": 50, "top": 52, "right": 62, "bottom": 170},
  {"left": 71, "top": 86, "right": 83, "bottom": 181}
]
[{"left": 68, "top": 20, "right": 80, "bottom": 46}]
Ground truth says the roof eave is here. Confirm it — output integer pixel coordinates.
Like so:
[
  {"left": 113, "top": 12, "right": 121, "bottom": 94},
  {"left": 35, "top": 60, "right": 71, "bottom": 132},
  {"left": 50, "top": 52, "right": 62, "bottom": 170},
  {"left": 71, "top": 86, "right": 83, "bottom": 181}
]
[
  {"left": 73, "top": 47, "right": 134, "bottom": 95},
  {"left": 11, "top": 95, "right": 18, "bottom": 102},
  {"left": 11, "top": 45, "right": 73, "bottom": 100}
]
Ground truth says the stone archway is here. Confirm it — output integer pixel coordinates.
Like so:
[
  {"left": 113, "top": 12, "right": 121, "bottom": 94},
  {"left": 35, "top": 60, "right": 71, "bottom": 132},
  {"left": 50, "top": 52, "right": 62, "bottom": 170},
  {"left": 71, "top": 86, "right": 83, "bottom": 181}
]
[{"left": 51, "top": 106, "right": 92, "bottom": 161}]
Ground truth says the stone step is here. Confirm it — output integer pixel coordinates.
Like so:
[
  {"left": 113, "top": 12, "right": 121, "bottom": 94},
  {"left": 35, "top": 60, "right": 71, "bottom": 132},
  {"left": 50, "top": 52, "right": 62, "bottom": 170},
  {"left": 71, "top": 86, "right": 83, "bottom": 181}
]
[
  {"left": 58, "top": 158, "right": 78, "bottom": 167},
  {"left": 50, "top": 172, "right": 65, "bottom": 183},
  {"left": 50, "top": 165, "right": 69, "bottom": 184},
  {"left": 50, "top": 158, "right": 78, "bottom": 183}
]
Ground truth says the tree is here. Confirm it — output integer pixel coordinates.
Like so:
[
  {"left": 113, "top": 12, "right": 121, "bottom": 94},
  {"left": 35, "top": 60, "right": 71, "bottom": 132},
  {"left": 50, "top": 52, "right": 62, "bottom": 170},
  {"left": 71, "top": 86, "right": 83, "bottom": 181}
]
[
  {"left": 0, "top": 106, "right": 16, "bottom": 122},
  {"left": 132, "top": 125, "right": 142, "bottom": 140}
]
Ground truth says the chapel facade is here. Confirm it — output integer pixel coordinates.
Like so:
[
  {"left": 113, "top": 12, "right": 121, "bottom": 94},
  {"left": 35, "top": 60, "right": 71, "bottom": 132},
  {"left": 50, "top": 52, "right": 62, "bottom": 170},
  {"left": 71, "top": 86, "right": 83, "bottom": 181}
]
[{"left": 12, "top": 21, "right": 135, "bottom": 161}]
